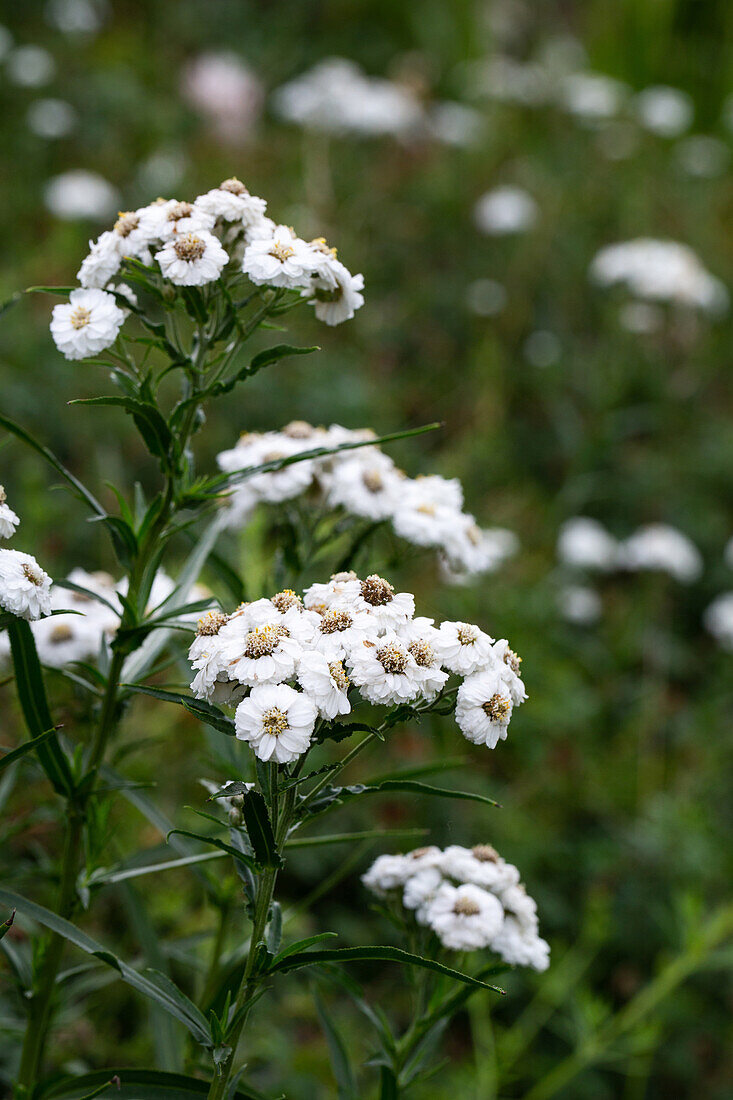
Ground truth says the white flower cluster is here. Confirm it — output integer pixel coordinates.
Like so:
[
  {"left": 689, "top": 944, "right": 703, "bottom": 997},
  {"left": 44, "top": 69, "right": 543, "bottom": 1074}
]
[
  {"left": 0, "top": 487, "right": 52, "bottom": 622},
  {"left": 704, "top": 592, "right": 733, "bottom": 651},
  {"left": 187, "top": 572, "right": 527, "bottom": 763},
  {"left": 50, "top": 176, "right": 365, "bottom": 359},
  {"left": 558, "top": 518, "right": 702, "bottom": 583},
  {"left": 589, "top": 239, "right": 728, "bottom": 315},
  {"left": 362, "top": 843, "right": 549, "bottom": 970},
  {"left": 474, "top": 186, "right": 538, "bottom": 236},
  {"left": 218, "top": 421, "right": 517, "bottom": 582}
]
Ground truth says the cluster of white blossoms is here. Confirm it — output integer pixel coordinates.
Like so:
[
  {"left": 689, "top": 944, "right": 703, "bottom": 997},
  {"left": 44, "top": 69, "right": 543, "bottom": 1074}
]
[
  {"left": 474, "top": 186, "right": 538, "bottom": 236},
  {"left": 49, "top": 176, "right": 365, "bottom": 359},
  {"left": 558, "top": 517, "right": 703, "bottom": 583},
  {"left": 217, "top": 421, "right": 517, "bottom": 582},
  {"left": 362, "top": 843, "right": 549, "bottom": 970},
  {"left": 589, "top": 239, "right": 728, "bottom": 315},
  {"left": 187, "top": 572, "right": 527, "bottom": 764},
  {"left": 0, "top": 487, "right": 53, "bottom": 622}
]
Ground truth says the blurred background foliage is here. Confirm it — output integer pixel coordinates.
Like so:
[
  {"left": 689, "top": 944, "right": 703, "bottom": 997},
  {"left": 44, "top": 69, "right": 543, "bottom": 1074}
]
[{"left": 1, "top": 1, "right": 732, "bottom": 1097}]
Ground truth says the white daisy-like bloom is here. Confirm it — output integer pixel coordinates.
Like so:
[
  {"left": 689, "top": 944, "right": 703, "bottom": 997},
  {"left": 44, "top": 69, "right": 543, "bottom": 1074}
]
[
  {"left": 43, "top": 170, "right": 119, "bottom": 221},
  {"left": 217, "top": 431, "right": 316, "bottom": 504},
  {"left": 30, "top": 612, "right": 101, "bottom": 668},
  {"left": 77, "top": 231, "right": 123, "bottom": 289},
  {"left": 455, "top": 669, "right": 514, "bottom": 749},
  {"left": 590, "top": 239, "right": 728, "bottom": 314},
  {"left": 188, "top": 610, "right": 230, "bottom": 664},
  {"left": 195, "top": 178, "right": 267, "bottom": 226},
  {"left": 559, "top": 72, "right": 628, "bottom": 122},
  {"left": 347, "top": 631, "right": 424, "bottom": 705},
  {"left": 362, "top": 846, "right": 443, "bottom": 896},
  {"left": 217, "top": 614, "right": 304, "bottom": 687},
  {"left": 402, "top": 866, "right": 444, "bottom": 924},
  {"left": 242, "top": 224, "right": 317, "bottom": 289},
  {"left": 426, "top": 882, "right": 504, "bottom": 951},
  {"left": 155, "top": 230, "right": 228, "bottom": 286},
  {"left": 432, "top": 620, "right": 495, "bottom": 677},
  {"left": 491, "top": 639, "right": 527, "bottom": 705},
  {"left": 311, "top": 603, "right": 375, "bottom": 662},
  {"left": 619, "top": 524, "right": 702, "bottom": 583},
  {"left": 349, "top": 574, "right": 416, "bottom": 631},
  {"left": 557, "top": 517, "right": 619, "bottom": 571},
  {"left": 635, "top": 86, "right": 693, "bottom": 137},
  {"left": 704, "top": 592, "right": 733, "bottom": 650},
  {"left": 325, "top": 451, "right": 404, "bottom": 521},
  {"left": 0, "top": 550, "right": 53, "bottom": 620},
  {"left": 440, "top": 844, "right": 521, "bottom": 892},
  {"left": 474, "top": 186, "right": 537, "bottom": 235},
  {"left": 396, "top": 617, "right": 448, "bottom": 701},
  {"left": 391, "top": 475, "right": 464, "bottom": 549},
  {"left": 499, "top": 882, "right": 539, "bottom": 932},
  {"left": 297, "top": 650, "right": 351, "bottom": 719},
  {"left": 559, "top": 584, "right": 602, "bottom": 625},
  {"left": 0, "top": 487, "right": 19, "bottom": 539},
  {"left": 439, "top": 517, "right": 518, "bottom": 578},
  {"left": 182, "top": 53, "right": 263, "bottom": 143},
  {"left": 305, "top": 254, "right": 365, "bottom": 326},
  {"left": 50, "top": 288, "right": 125, "bottom": 360},
  {"left": 234, "top": 683, "right": 317, "bottom": 764},
  {"left": 490, "top": 915, "right": 550, "bottom": 971},
  {"left": 303, "top": 572, "right": 362, "bottom": 614},
  {"left": 138, "top": 198, "right": 214, "bottom": 242}
]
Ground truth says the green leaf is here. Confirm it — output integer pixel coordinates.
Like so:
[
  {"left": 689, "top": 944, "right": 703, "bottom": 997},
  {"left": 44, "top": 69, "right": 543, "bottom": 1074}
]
[
  {"left": 70, "top": 396, "right": 173, "bottom": 466},
  {"left": 240, "top": 789, "right": 282, "bottom": 869},
  {"left": 40, "top": 1069, "right": 269, "bottom": 1100},
  {"left": 304, "top": 780, "right": 499, "bottom": 818},
  {"left": 0, "top": 907, "right": 15, "bottom": 941},
  {"left": 267, "top": 946, "right": 505, "bottom": 993},
  {"left": 7, "top": 620, "right": 73, "bottom": 796},
  {"left": 314, "top": 989, "right": 358, "bottom": 1100},
  {"left": 285, "top": 827, "right": 429, "bottom": 849},
  {"left": 123, "top": 684, "right": 236, "bottom": 736},
  {"left": 166, "top": 829, "right": 258, "bottom": 869},
  {"left": 271, "top": 932, "right": 339, "bottom": 965},
  {"left": 92, "top": 850, "right": 225, "bottom": 885},
  {"left": 0, "top": 888, "right": 212, "bottom": 1044},
  {"left": 0, "top": 727, "right": 58, "bottom": 774}
]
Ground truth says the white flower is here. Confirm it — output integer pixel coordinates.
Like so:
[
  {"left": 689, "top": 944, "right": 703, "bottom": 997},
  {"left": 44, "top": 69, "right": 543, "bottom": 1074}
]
[
  {"left": 217, "top": 431, "right": 316, "bottom": 504},
  {"left": 439, "top": 517, "right": 518, "bottom": 577},
  {"left": 0, "top": 487, "right": 19, "bottom": 539},
  {"left": 43, "top": 170, "right": 119, "bottom": 220},
  {"left": 499, "top": 882, "right": 539, "bottom": 932},
  {"left": 433, "top": 621, "right": 495, "bottom": 676},
  {"left": 182, "top": 53, "right": 263, "bottom": 142},
  {"left": 455, "top": 670, "right": 514, "bottom": 749},
  {"left": 297, "top": 650, "right": 351, "bottom": 719},
  {"left": 362, "top": 847, "right": 442, "bottom": 896},
  {"left": 559, "top": 584, "right": 602, "bottom": 625},
  {"left": 440, "top": 844, "right": 521, "bottom": 891},
  {"left": 77, "top": 231, "right": 123, "bottom": 288},
  {"left": 303, "top": 572, "right": 362, "bottom": 613},
  {"left": 474, "top": 186, "right": 537, "bottom": 235},
  {"left": 311, "top": 604, "right": 375, "bottom": 661},
  {"left": 635, "top": 86, "right": 693, "bottom": 137},
  {"left": 391, "top": 475, "right": 464, "bottom": 548},
  {"left": 619, "top": 524, "right": 702, "bottom": 582},
  {"left": 50, "top": 288, "right": 125, "bottom": 360},
  {"left": 155, "top": 230, "right": 228, "bottom": 286},
  {"left": 559, "top": 72, "right": 627, "bottom": 122},
  {"left": 242, "top": 225, "right": 317, "bottom": 289},
  {"left": 348, "top": 631, "right": 424, "bottom": 705},
  {"left": 305, "top": 255, "right": 365, "bottom": 326},
  {"left": 217, "top": 615, "right": 304, "bottom": 686},
  {"left": 30, "top": 612, "right": 101, "bottom": 667},
  {"left": 349, "top": 574, "right": 415, "bottom": 631},
  {"left": 403, "top": 866, "right": 444, "bottom": 923},
  {"left": 0, "top": 550, "right": 53, "bottom": 620},
  {"left": 396, "top": 618, "right": 448, "bottom": 701},
  {"left": 234, "top": 683, "right": 316, "bottom": 763},
  {"left": 426, "top": 882, "right": 504, "bottom": 951},
  {"left": 490, "top": 915, "right": 550, "bottom": 971},
  {"left": 491, "top": 639, "right": 527, "bottom": 705},
  {"left": 195, "top": 178, "right": 267, "bottom": 226},
  {"left": 590, "top": 239, "right": 727, "bottom": 314},
  {"left": 557, "top": 517, "right": 619, "bottom": 571},
  {"left": 704, "top": 592, "right": 733, "bottom": 650},
  {"left": 325, "top": 451, "right": 403, "bottom": 521}
]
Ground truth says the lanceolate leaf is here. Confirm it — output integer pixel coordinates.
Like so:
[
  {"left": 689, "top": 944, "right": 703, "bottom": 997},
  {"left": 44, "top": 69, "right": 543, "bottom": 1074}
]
[
  {"left": 123, "top": 684, "right": 236, "bottom": 736},
  {"left": 69, "top": 397, "right": 174, "bottom": 466},
  {"left": 0, "top": 888, "right": 211, "bottom": 1044},
  {"left": 0, "top": 412, "right": 106, "bottom": 517},
  {"left": 240, "top": 790, "right": 282, "bottom": 868},
  {"left": 0, "top": 908, "right": 15, "bottom": 941},
  {"left": 7, "top": 620, "right": 73, "bottom": 796},
  {"left": 267, "top": 945, "right": 505, "bottom": 993},
  {"left": 166, "top": 829, "right": 258, "bottom": 869},
  {"left": 40, "top": 1069, "right": 271, "bottom": 1100},
  {"left": 303, "top": 780, "right": 500, "bottom": 818},
  {"left": 314, "top": 989, "right": 358, "bottom": 1100},
  {"left": 0, "top": 727, "right": 58, "bottom": 775}
]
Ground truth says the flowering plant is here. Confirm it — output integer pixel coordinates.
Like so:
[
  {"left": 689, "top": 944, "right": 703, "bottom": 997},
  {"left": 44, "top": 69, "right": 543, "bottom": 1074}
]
[{"left": 1, "top": 177, "right": 544, "bottom": 1100}]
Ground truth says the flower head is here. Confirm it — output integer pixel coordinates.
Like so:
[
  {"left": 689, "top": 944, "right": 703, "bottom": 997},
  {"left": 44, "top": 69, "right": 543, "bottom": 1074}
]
[
  {"left": 50, "top": 288, "right": 125, "bottom": 359},
  {"left": 0, "top": 550, "right": 53, "bottom": 620},
  {"left": 455, "top": 669, "right": 514, "bottom": 748},
  {"left": 234, "top": 682, "right": 317, "bottom": 763},
  {"left": 0, "top": 487, "right": 20, "bottom": 540},
  {"left": 155, "top": 230, "right": 229, "bottom": 286},
  {"left": 426, "top": 882, "right": 504, "bottom": 951}
]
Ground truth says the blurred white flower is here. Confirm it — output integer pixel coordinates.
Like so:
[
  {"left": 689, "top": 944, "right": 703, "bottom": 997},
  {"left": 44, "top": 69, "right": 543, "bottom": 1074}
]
[
  {"left": 429, "top": 101, "right": 484, "bottom": 147},
  {"left": 465, "top": 56, "right": 550, "bottom": 106},
  {"left": 27, "top": 98, "right": 76, "bottom": 138},
  {"left": 44, "top": 170, "right": 119, "bottom": 221},
  {"left": 182, "top": 52, "right": 263, "bottom": 143},
  {"left": 557, "top": 517, "right": 619, "bottom": 571},
  {"left": 559, "top": 584, "right": 602, "bottom": 625},
  {"left": 560, "top": 72, "right": 628, "bottom": 122},
  {"left": 618, "top": 301, "right": 664, "bottom": 334},
  {"left": 0, "top": 487, "right": 19, "bottom": 540},
  {"left": 426, "top": 882, "right": 504, "bottom": 950},
  {"left": 590, "top": 239, "right": 728, "bottom": 314},
  {"left": 635, "top": 85, "right": 693, "bottom": 137},
  {"left": 474, "top": 186, "right": 537, "bottom": 235},
  {"left": 0, "top": 550, "right": 53, "bottom": 620},
  {"left": 7, "top": 45, "right": 55, "bottom": 87},
  {"left": 466, "top": 278, "right": 506, "bottom": 316},
  {"left": 524, "top": 330, "right": 561, "bottom": 367},
  {"left": 46, "top": 0, "right": 105, "bottom": 34},
  {"left": 675, "top": 135, "right": 730, "bottom": 178},
  {"left": 619, "top": 524, "right": 702, "bottom": 582},
  {"left": 704, "top": 592, "right": 733, "bottom": 650},
  {"left": 50, "top": 288, "right": 125, "bottom": 359},
  {"left": 0, "top": 25, "right": 12, "bottom": 61}
]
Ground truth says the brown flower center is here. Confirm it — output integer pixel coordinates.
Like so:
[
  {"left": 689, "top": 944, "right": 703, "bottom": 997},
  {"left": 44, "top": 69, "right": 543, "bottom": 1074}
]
[
  {"left": 319, "top": 609, "right": 352, "bottom": 634},
  {"left": 261, "top": 707, "right": 289, "bottom": 737},
  {"left": 362, "top": 470, "right": 384, "bottom": 494},
  {"left": 472, "top": 844, "right": 499, "bottom": 863},
  {"left": 168, "top": 201, "right": 195, "bottom": 221},
  {"left": 243, "top": 624, "right": 284, "bottom": 659},
  {"left": 197, "top": 611, "right": 228, "bottom": 636},
  {"left": 114, "top": 211, "right": 139, "bottom": 237},
  {"left": 482, "top": 693, "right": 511, "bottom": 723},
  {"left": 50, "top": 624, "right": 74, "bottom": 643},
  {"left": 408, "top": 639, "right": 434, "bottom": 667},
  {"left": 21, "top": 563, "right": 44, "bottom": 586},
  {"left": 328, "top": 661, "right": 350, "bottom": 692},
  {"left": 360, "top": 574, "right": 394, "bottom": 606},
  {"left": 271, "top": 589, "right": 302, "bottom": 614},
  {"left": 453, "top": 897, "right": 481, "bottom": 916},
  {"left": 219, "top": 177, "right": 248, "bottom": 195},
  {"left": 456, "top": 624, "right": 478, "bottom": 646},
  {"left": 0, "top": 485, "right": 6, "bottom": 503},
  {"left": 174, "top": 234, "right": 206, "bottom": 262},
  {"left": 376, "top": 643, "right": 408, "bottom": 675},
  {"left": 503, "top": 647, "right": 522, "bottom": 674},
  {"left": 283, "top": 420, "right": 315, "bottom": 439}
]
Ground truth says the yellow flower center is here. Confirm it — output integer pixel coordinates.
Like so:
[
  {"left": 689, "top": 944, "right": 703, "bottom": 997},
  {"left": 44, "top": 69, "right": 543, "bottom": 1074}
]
[
  {"left": 261, "top": 707, "right": 289, "bottom": 737},
  {"left": 328, "top": 661, "right": 350, "bottom": 692},
  {"left": 197, "top": 611, "right": 228, "bottom": 637},
  {"left": 269, "top": 241, "right": 295, "bottom": 263},
  {"left": 482, "top": 693, "right": 511, "bottom": 723},
  {"left": 376, "top": 643, "right": 408, "bottom": 675},
  {"left": 114, "top": 211, "right": 139, "bottom": 237},
  {"left": 320, "top": 609, "right": 352, "bottom": 634},
  {"left": 69, "top": 306, "right": 91, "bottom": 330},
  {"left": 243, "top": 624, "right": 284, "bottom": 659}
]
